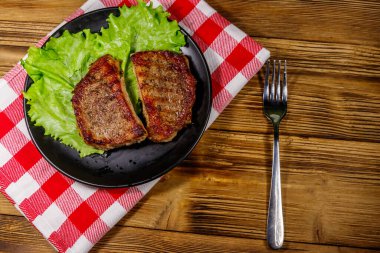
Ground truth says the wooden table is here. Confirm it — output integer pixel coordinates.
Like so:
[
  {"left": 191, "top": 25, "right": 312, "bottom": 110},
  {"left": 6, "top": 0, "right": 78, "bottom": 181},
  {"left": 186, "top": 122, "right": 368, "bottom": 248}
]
[{"left": 1, "top": 1, "right": 379, "bottom": 252}]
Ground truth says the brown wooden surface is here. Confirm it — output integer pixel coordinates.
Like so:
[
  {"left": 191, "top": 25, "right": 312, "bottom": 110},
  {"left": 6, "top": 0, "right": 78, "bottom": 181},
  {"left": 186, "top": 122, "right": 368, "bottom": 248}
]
[{"left": 1, "top": 0, "right": 380, "bottom": 252}]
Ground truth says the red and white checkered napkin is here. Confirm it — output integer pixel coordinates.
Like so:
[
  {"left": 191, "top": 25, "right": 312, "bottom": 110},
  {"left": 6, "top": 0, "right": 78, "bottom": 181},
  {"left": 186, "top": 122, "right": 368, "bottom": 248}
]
[{"left": 0, "top": 0, "right": 269, "bottom": 252}]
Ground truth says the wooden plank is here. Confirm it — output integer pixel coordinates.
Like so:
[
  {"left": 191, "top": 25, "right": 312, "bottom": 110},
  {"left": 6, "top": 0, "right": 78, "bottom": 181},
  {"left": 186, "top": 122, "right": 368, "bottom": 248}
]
[
  {"left": 0, "top": 21, "right": 54, "bottom": 48},
  {"left": 0, "top": 0, "right": 82, "bottom": 23},
  {"left": 0, "top": 45, "right": 26, "bottom": 75},
  {"left": 0, "top": 197, "right": 18, "bottom": 217},
  {"left": 0, "top": 1, "right": 379, "bottom": 47},
  {"left": 118, "top": 131, "right": 380, "bottom": 248},
  {"left": 207, "top": 0, "right": 380, "bottom": 47},
  {"left": 0, "top": 215, "right": 377, "bottom": 253},
  {"left": 211, "top": 72, "right": 380, "bottom": 143},
  {"left": 0, "top": 215, "right": 54, "bottom": 253},
  {"left": 1, "top": 131, "right": 379, "bottom": 248},
  {"left": 256, "top": 38, "right": 380, "bottom": 78},
  {"left": 94, "top": 225, "right": 380, "bottom": 253}
]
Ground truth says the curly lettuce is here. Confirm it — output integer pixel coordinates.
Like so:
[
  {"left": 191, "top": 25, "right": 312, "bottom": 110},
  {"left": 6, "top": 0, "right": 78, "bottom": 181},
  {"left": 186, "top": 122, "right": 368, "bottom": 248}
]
[{"left": 22, "top": 2, "right": 185, "bottom": 157}]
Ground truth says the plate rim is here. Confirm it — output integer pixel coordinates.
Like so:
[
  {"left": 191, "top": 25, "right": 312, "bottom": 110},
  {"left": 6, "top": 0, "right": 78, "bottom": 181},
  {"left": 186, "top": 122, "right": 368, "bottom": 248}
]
[{"left": 23, "top": 6, "right": 212, "bottom": 188}]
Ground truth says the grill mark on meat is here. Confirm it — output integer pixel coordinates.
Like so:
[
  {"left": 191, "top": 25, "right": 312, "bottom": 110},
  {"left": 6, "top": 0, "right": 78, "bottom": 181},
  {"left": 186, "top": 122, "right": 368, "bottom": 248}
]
[
  {"left": 72, "top": 54, "right": 147, "bottom": 150},
  {"left": 131, "top": 51, "right": 196, "bottom": 142}
]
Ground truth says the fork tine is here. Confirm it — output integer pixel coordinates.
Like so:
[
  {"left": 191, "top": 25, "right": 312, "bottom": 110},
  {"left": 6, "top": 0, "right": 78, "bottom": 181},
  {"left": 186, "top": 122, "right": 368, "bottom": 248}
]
[
  {"left": 263, "top": 60, "right": 270, "bottom": 102},
  {"left": 276, "top": 60, "right": 281, "bottom": 102},
  {"left": 271, "top": 60, "right": 276, "bottom": 102},
  {"left": 282, "top": 60, "right": 287, "bottom": 103}
]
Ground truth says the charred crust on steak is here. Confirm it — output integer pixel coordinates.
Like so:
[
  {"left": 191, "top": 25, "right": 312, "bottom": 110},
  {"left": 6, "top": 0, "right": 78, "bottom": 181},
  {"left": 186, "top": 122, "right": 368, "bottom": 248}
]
[
  {"left": 131, "top": 51, "right": 196, "bottom": 142},
  {"left": 72, "top": 54, "right": 147, "bottom": 150}
]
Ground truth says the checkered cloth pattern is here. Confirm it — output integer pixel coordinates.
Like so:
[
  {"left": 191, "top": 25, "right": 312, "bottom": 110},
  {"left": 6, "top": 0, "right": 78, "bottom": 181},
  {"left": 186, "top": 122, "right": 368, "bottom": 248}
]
[{"left": 0, "top": 0, "right": 269, "bottom": 252}]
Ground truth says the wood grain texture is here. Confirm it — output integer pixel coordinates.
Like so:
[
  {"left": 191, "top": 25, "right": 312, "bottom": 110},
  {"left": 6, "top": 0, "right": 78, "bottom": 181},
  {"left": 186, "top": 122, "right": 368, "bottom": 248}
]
[
  {"left": 0, "top": 21, "right": 53, "bottom": 47},
  {"left": 1, "top": 0, "right": 380, "bottom": 252},
  {"left": 1, "top": 0, "right": 380, "bottom": 47},
  {"left": 0, "top": 0, "right": 82, "bottom": 23},
  {"left": 0, "top": 197, "right": 18, "bottom": 217},
  {"left": 212, "top": 72, "right": 380, "bottom": 142},
  {"left": 0, "top": 215, "right": 378, "bottom": 253},
  {"left": 207, "top": 0, "right": 380, "bottom": 47},
  {"left": 0, "top": 46, "right": 25, "bottom": 74}
]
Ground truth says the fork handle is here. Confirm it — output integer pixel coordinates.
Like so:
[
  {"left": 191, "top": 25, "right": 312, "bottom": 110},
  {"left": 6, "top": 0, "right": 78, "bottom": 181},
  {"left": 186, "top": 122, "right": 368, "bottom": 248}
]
[{"left": 267, "top": 124, "right": 284, "bottom": 249}]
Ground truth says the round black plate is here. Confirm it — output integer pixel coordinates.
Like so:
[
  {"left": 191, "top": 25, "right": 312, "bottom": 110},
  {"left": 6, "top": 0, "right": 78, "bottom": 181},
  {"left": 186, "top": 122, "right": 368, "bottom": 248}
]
[{"left": 23, "top": 7, "right": 211, "bottom": 188}]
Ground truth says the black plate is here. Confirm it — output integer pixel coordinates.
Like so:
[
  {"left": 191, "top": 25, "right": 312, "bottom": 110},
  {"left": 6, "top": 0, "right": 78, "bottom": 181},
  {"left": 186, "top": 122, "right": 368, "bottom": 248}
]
[{"left": 23, "top": 7, "right": 211, "bottom": 188}]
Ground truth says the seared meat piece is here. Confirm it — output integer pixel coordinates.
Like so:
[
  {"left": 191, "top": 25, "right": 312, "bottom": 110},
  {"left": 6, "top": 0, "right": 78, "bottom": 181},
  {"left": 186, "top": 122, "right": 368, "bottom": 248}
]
[
  {"left": 72, "top": 54, "right": 147, "bottom": 150},
  {"left": 131, "top": 51, "right": 196, "bottom": 142}
]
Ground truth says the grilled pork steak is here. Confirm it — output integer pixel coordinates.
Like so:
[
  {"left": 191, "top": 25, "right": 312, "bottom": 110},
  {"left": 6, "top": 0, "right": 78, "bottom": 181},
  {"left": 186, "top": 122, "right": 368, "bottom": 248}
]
[
  {"left": 72, "top": 54, "right": 147, "bottom": 150},
  {"left": 131, "top": 51, "right": 196, "bottom": 142}
]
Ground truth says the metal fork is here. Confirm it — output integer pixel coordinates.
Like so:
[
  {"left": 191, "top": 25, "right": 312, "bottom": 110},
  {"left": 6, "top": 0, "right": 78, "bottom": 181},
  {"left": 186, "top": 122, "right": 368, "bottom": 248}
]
[{"left": 263, "top": 59, "right": 287, "bottom": 249}]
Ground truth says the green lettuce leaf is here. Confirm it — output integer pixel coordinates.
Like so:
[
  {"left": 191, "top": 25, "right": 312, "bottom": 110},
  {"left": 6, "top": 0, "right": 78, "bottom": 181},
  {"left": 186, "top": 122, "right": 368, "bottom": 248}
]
[{"left": 22, "top": 1, "right": 185, "bottom": 157}]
